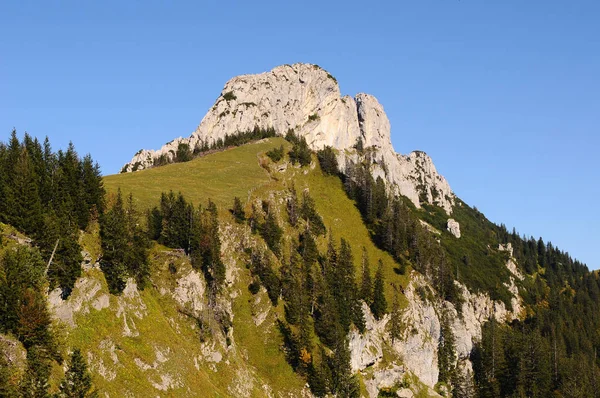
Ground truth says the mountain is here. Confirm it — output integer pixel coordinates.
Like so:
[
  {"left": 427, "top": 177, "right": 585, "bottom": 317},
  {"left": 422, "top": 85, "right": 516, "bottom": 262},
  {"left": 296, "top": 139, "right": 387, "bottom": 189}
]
[
  {"left": 122, "top": 63, "right": 454, "bottom": 214},
  {"left": 1, "top": 64, "right": 599, "bottom": 398}
]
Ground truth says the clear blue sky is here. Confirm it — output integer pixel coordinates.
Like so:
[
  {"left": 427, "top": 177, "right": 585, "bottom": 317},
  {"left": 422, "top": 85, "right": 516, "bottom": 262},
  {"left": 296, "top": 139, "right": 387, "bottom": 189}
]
[{"left": 2, "top": 1, "right": 599, "bottom": 269}]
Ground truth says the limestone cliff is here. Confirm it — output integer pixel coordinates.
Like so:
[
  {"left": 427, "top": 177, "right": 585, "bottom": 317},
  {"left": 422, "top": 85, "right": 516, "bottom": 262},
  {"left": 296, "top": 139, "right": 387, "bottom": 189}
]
[{"left": 122, "top": 63, "right": 454, "bottom": 213}]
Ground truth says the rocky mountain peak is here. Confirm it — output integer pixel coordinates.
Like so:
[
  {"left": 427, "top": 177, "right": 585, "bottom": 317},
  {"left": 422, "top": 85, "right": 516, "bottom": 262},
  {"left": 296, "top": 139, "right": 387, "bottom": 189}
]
[{"left": 122, "top": 63, "right": 454, "bottom": 213}]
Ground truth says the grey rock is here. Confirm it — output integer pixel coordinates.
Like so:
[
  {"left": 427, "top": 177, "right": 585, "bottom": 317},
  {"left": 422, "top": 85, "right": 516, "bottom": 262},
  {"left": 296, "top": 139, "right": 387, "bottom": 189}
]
[{"left": 123, "top": 63, "right": 454, "bottom": 213}]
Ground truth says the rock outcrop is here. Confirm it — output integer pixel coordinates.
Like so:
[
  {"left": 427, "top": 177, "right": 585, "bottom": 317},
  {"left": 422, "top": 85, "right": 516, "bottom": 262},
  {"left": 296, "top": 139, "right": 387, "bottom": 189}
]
[
  {"left": 122, "top": 63, "right": 454, "bottom": 213},
  {"left": 447, "top": 218, "right": 461, "bottom": 238}
]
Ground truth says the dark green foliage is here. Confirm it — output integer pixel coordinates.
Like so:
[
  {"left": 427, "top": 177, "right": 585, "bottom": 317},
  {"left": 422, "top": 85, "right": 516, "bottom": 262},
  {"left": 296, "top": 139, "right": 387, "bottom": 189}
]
[
  {"left": 231, "top": 197, "right": 245, "bottom": 223},
  {"left": 343, "top": 160, "right": 463, "bottom": 306},
  {"left": 153, "top": 126, "right": 277, "bottom": 168},
  {"left": 419, "top": 200, "right": 512, "bottom": 307},
  {"left": 154, "top": 191, "right": 193, "bottom": 251},
  {"left": 222, "top": 91, "right": 236, "bottom": 101},
  {"left": 286, "top": 184, "right": 299, "bottom": 227},
  {"left": 0, "top": 352, "right": 19, "bottom": 397},
  {"left": 277, "top": 319, "right": 302, "bottom": 370},
  {"left": 389, "top": 286, "right": 401, "bottom": 343},
  {"left": 42, "top": 213, "right": 83, "bottom": 298},
  {"left": 19, "top": 346, "right": 51, "bottom": 398},
  {"left": 316, "top": 146, "right": 338, "bottom": 175},
  {"left": 266, "top": 145, "right": 284, "bottom": 162},
  {"left": 259, "top": 204, "right": 283, "bottom": 256},
  {"left": 370, "top": 260, "right": 387, "bottom": 320},
  {"left": 333, "top": 239, "right": 365, "bottom": 333},
  {"left": 99, "top": 191, "right": 150, "bottom": 294},
  {"left": 248, "top": 280, "right": 260, "bottom": 295},
  {"left": 437, "top": 309, "right": 456, "bottom": 384},
  {"left": 354, "top": 137, "right": 364, "bottom": 153},
  {"left": 249, "top": 251, "right": 281, "bottom": 305},
  {"left": 99, "top": 191, "right": 129, "bottom": 294},
  {"left": 280, "top": 249, "right": 304, "bottom": 325},
  {"left": 176, "top": 143, "right": 193, "bottom": 162},
  {"left": 308, "top": 113, "right": 319, "bottom": 122},
  {"left": 284, "top": 128, "right": 297, "bottom": 143},
  {"left": 359, "top": 248, "right": 372, "bottom": 304},
  {"left": 189, "top": 199, "right": 226, "bottom": 292},
  {"left": 299, "top": 191, "right": 326, "bottom": 236},
  {"left": 287, "top": 132, "right": 312, "bottom": 167},
  {"left": 0, "top": 131, "right": 104, "bottom": 297},
  {"left": 329, "top": 338, "right": 360, "bottom": 398},
  {"left": 146, "top": 207, "right": 162, "bottom": 240},
  {"left": 58, "top": 348, "right": 98, "bottom": 398},
  {"left": 0, "top": 246, "right": 46, "bottom": 334},
  {"left": 0, "top": 246, "right": 58, "bottom": 360}
]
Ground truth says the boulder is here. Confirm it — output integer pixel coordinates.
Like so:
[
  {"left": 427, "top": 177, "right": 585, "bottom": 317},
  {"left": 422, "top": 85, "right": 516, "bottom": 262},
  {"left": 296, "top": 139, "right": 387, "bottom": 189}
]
[{"left": 447, "top": 218, "right": 461, "bottom": 238}]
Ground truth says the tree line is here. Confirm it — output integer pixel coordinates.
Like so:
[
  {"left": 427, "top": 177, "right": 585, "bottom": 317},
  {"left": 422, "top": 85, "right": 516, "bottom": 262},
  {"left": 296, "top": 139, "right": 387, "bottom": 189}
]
[{"left": 0, "top": 131, "right": 102, "bottom": 397}]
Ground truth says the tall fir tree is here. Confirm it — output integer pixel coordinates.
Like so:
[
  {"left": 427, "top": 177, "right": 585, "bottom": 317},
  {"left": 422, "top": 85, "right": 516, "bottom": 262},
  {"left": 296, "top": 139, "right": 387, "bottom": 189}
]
[
  {"left": 359, "top": 247, "right": 372, "bottom": 304},
  {"left": 99, "top": 190, "right": 128, "bottom": 294},
  {"left": 371, "top": 259, "right": 387, "bottom": 320},
  {"left": 58, "top": 348, "right": 98, "bottom": 398}
]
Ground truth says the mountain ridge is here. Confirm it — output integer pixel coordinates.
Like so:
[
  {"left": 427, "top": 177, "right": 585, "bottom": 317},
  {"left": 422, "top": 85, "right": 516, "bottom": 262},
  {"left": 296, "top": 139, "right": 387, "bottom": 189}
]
[{"left": 122, "top": 63, "right": 454, "bottom": 214}]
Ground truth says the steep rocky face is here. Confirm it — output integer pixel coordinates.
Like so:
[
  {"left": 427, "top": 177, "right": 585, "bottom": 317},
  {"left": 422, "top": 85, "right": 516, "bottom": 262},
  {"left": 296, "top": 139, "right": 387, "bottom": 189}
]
[
  {"left": 123, "top": 63, "right": 454, "bottom": 213},
  {"left": 348, "top": 253, "right": 524, "bottom": 396}
]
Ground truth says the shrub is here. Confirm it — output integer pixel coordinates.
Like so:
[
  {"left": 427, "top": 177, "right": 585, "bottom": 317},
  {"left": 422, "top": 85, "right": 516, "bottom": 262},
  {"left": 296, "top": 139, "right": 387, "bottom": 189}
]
[
  {"left": 248, "top": 280, "right": 261, "bottom": 295},
  {"left": 176, "top": 143, "right": 193, "bottom": 162},
  {"left": 308, "top": 113, "right": 319, "bottom": 122},
  {"left": 223, "top": 91, "right": 236, "bottom": 101},
  {"left": 266, "top": 145, "right": 285, "bottom": 162}
]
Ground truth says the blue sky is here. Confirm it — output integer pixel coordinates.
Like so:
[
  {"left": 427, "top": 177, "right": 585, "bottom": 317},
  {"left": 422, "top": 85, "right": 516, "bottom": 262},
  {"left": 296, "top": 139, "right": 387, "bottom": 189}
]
[{"left": 1, "top": 1, "right": 599, "bottom": 269}]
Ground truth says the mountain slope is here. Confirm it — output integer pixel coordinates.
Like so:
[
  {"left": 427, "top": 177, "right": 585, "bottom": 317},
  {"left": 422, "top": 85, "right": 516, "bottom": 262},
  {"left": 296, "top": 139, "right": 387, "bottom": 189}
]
[{"left": 121, "top": 63, "right": 454, "bottom": 214}]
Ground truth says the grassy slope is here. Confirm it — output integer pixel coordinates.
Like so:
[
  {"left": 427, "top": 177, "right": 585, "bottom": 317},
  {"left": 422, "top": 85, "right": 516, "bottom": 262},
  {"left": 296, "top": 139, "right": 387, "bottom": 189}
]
[
  {"left": 105, "top": 138, "right": 409, "bottom": 302},
  {"left": 98, "top": 138, "right": 415, "bottom": 396},
  {"left": 104, "top": 140, "right": 275, "bottom": 211}
]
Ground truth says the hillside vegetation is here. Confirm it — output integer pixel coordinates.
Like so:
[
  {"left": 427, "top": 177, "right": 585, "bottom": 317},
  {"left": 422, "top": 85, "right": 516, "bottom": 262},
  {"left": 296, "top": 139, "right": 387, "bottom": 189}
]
[{"left": 3, "top": 131, "right": 600, "bottom": 398}]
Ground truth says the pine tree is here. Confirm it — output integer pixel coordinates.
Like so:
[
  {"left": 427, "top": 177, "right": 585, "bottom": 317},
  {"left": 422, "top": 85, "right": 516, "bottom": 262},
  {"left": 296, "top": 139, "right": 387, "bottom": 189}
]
[
  {"left": 389, "top": 285, "right": 401, "bottom": 343},
  {"left": 329, "top": 337, "right": 360, "bottom": 398},
  {"left": 281, "top": 249, "right": 303, "bottom": 324},
  {"left": 19, "top": 346, "right": 51, "bottom": 398},
  {"left": 99, "top": 190, "right": 128, "bottom": 294},
  {"left": 359, "top": 247, "right": 372, "bottom": 304},
  {"left": 232, "top": 196, "right": 245, "bottom": 223},
  {"left": 124, "top": 194, "right": 150, "bottom": 289},
  {"left": 313, "top": 267, "right": 340, "bottom": 348},
  {"left": 371, "top": 260, "right": 387, "bottom": 320},
  {"left": 316, "top": 146, "right": 338, "bottom": 175},
  {"left": 12, "top": 147, "right": 43, "bottom": 236},
  {"left": 58, "top": 348, "right": 98, "bottom": 398},
  {"left": 300, "top": 191, "right": 325, "bottom": 236},
  {"left": 81, "top": 154, "right": 105, "bottom": 217},
  {"left": 287, "top": 184, "right": 298, "bottom": 227},
  {"left": 260, "top": 204, "right": 283, "bottom": 256},
  {"left": 438, "top": 308, "right": 457, "bottom": 384}
]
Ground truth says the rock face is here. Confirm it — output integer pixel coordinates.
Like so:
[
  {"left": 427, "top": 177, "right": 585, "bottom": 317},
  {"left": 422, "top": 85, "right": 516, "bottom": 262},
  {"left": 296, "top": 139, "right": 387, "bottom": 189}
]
[
  {"left": 447, "top": 218, "right": 461, "bottom": 238},
  {"left": 122, "top": 63, "right": 454, "bottom": 213},
  {"left": 350, "top": 264, "right": 522, "bottom": 394}
]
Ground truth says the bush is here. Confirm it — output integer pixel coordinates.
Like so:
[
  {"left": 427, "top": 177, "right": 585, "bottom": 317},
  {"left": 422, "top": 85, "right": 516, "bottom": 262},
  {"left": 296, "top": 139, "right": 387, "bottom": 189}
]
[
  {"left": 308, "top": 113, "right": 319, "bottom": 122},
  {"left": 266, "top": 145, "right": 285, "bottom": 162},
  {"left": 248, "top": 280, "right": 261, "bottom": 295},
  {"left": 176, "top": 143, "right": 193, "bottom": 162},
  {"left": 223, "top": 91, "right": 236, "bottom": 101}
]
